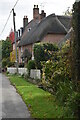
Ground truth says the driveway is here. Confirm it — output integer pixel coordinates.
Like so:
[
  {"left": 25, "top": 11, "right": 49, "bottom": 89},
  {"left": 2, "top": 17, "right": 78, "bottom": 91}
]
[{"left": 1, "top": 73, "right": 31, "bottom": 119}]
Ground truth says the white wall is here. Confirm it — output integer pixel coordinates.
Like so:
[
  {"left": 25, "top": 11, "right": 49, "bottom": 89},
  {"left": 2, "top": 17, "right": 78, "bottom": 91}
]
[
  {"left": 30, "top": 69, "right": 41, "bottom": 79},
  {"left": 18, "top": 68, "right": 28, "bottom": 75},
  {"left": 7, "top": 68, "right": 28, "bottom": 75},
  {"left": 7, "top": 68, "right": 41, "bottom": 79}
]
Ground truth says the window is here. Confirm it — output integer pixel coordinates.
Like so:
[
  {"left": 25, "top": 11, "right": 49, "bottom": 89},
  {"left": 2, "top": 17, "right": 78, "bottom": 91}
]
[{"left": 27, "top": 28, "right": 31, "bottom": 32}]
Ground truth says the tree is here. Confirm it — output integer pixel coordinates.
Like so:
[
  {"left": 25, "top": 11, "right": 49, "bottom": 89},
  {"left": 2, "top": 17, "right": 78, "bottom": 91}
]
[
  {"left": 64, "top": 7, "right": 72, "bottom": 16},
  {"left": 72, "top": 1, "right": 80, "bottom": 85},
  {"left": 2, "top": 38, "right": 12, "bottom": 59},
  {"left": 72, "top": 1, "right": 80, "bottom": 118},
  {"left": 2, "top": 38, "right": 12, "bottom": 68}
]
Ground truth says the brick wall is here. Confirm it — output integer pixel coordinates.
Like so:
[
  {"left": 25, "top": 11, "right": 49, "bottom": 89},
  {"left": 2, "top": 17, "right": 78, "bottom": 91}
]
[{"left": 41, "top": 34, "right": 65, "bottom": 44}]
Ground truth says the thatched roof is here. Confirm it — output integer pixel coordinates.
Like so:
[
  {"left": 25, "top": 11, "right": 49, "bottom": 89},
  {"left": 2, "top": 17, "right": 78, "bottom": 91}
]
[
  {"left": 58, "top": 27, "right": 73, "bottom": 47},
  {"left": 18, "top": 14, "right": 71, "bottom": 47},
  {"left": 57, "top": 15, "right": 71, "bottom": 31}
]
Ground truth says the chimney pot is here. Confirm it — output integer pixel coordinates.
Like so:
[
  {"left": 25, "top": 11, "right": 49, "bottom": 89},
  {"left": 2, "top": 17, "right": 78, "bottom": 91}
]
[
  {"left": 41, "top": 10, "right": 44, "bottom": 13},
  {"left": 40, "top": 10, "right": 46, "bottom": 19},
  {"left": 33, "top": 5, "right": 39, "bottom": 19},
  {"left": 23, "top": 16, "right": 28, "bottom": 29}
]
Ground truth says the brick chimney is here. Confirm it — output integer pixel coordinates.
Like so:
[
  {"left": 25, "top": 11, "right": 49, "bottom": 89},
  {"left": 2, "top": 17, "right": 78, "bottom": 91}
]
[
  {"left": 40, "top": 10, "right": 46, "bottom": 19},
  {"left": 33, "top": 5, "right": 39, "bottom": 19},
  {"left": 23, "top": 16, "right": 28, "bottom": 29}
]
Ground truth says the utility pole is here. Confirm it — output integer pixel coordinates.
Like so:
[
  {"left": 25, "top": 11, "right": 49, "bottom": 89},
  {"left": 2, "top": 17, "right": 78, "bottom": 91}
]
[{"left": 12, "top": 8, "right": 18, "bottom": 73}]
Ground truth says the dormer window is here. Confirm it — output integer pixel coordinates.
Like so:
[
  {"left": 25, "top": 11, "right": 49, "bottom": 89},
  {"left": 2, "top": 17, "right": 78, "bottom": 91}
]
[{"left": 28, "top": 28, "right": 31, "bottom": 32}]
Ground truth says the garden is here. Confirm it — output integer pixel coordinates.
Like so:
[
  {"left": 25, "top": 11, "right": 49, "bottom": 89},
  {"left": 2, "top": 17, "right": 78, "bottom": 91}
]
[
  {"left": 4, "top": 1, "right": 80, "bottom": 119},
  {"left": 7, "top": 74, "right": 77, "bottom": 119},
  {"left": 7, "top": 40, "right": 80, "bottom": 119}
]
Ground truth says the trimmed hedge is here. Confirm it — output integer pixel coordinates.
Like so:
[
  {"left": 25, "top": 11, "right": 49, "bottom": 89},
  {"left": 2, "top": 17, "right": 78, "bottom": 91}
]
[{"left": 27, "top": 60, "right": 36, "bottom": 75}]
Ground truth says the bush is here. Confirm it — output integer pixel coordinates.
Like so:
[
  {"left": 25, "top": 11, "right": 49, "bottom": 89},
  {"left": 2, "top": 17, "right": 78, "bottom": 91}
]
[
  {"left": 2, "top": 57, "right": 15, "bottom": 68},
  {"left": 19, "top": 63, "right": 24, "bottom": 68},
  {"left": 34, "top": 43, "right": 58, "bottom": 69},
  {"left": 41, "top": 41, "right": 71, "bottom": 88},
  {"left": 21, "top": 74, "right": 25, "bottom": 77},
  {"left": 65, "top": 92, "right": 80, "bottom": 118},
  {"left": 27, "top": 60, "right": 36, "bottom": 75},
  {"left": 41, "top": 41, "right": 80, "bottom": 118},
  {"left": 6, "top": 71, "right": 9, "bottom": 74},
  {"left": 7, "top": 62, "right": 15, "bottom": 67},
  {"left": 2, "top": 58, "right": 7, "bottom": 68},
  {"left": 56, "top": 80, "right": 74, "bottom": 103}
]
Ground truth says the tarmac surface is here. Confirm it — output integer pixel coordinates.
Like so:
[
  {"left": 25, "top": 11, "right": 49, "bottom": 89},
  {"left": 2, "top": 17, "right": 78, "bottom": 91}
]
[{"left": 0, "top": 73, "right": 31, "bottom": 119}]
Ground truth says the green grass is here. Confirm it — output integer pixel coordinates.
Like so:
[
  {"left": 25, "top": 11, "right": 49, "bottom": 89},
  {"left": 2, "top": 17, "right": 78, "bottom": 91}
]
[{"left": 8, "top": 75, "right": 67, "bottom": 118}]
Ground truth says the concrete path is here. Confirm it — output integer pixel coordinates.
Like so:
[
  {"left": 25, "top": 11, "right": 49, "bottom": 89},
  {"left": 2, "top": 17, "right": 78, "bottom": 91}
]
[
  {"left": 0, "top": 73, "right": 2, "bottom": 120},
  {"left": 1, "top": 73, "right": 31, "bottom": 119}
]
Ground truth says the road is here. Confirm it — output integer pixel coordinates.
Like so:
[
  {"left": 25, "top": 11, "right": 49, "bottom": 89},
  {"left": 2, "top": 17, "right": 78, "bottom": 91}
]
[{"left": 0, "top": 73, "right": 31, "bottom": 119}]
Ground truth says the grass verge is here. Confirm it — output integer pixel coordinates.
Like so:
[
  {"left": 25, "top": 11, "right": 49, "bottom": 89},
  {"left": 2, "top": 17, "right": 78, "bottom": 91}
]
[{"left": 8, "top": 74, "right": 70, "bottom": 119}]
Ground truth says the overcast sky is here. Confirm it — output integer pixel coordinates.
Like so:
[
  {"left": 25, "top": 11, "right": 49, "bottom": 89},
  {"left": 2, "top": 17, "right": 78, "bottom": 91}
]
[{"left": 0, "top": 0, "right": 75, "bottom": 40}]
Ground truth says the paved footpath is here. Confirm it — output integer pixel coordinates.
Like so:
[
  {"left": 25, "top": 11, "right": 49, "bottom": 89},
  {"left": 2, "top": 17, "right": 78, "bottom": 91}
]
[
  {"left": 0, "top": 73, "right": 31, "bottom": 119},
  {"left": 0, "top": 73, "right": 2, "bottom": 120}
]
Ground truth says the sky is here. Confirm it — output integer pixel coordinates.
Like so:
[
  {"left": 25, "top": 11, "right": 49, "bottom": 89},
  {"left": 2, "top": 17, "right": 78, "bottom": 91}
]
[{"left": 0, "top": 0, "right": 75, "bottom": 40}]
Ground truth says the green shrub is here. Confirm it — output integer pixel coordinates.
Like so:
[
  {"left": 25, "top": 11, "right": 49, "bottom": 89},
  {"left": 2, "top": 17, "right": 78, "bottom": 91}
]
[
  {"left": 41, "top": 41, "right": 80, "bottom": 118},
  {"left": 41, "top": 41, "right": 74, "bottom": 99},
  {"left": 56, "top": 80, "right": 74, "bottom": 103},
  {"left": 19, "top": 63, "right": 24, "bottom": 68},
  {"left": 27, "top": 60, "right": 36, "bottom": 75},
  {"left": 2, "top": 58, "right": 7, "bottom": 68},
  {"left": 7, "top": 62, "right": 15, "bottom": 67},
  {"left": 6, "top": 71, "right": 9, "bottom": 75},
  {"left": 65, "top": 92, "right": 80, "bottom": 118},
  {"left": 34, "top": 43, "right": 45, "bottom": 69},
  {"left": 2, "top": 57, "right": 15, "bottom": 68},
  {"left": 42, "top": 60, "right": 54, "bottom": 84},
  {"left": 34, "top": 43, "right": 58, "bottom": 70},
  {"left": 21, "top": 74, "right": 25, "bottom": 78}
]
